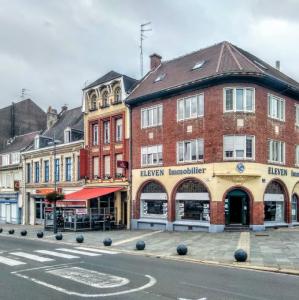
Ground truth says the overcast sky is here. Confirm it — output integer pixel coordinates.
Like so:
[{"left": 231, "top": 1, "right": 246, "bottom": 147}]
[{"left": 0, "top": 0, "right": 299, "bottom": 111}]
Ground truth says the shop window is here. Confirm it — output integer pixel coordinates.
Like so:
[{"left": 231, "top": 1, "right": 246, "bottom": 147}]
[
  {"left": 224, "top": 88, "right": 254, "bottom": 113},
  {"left": 223, "top": 135, "right": 254, "bottom": 160},
  {"left": 268, "top": 94, "right": 285, "bottom": 121},
  {"left": 177, "top": 93, "right": 204, "bottom": 121},
  {"left": 140, "top": 181, "right": 167, "bottom": 218},
  {"left": 264, "top": 181, "right": 285, "bottom": 222},
  {"left": 175, "top": 180, "right": 210, "bottom": 222}
]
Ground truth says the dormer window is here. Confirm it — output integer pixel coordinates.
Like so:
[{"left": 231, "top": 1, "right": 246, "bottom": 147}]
[
  {"left": 64, "top": 128, "right": 72, "bottom": 143},
  {"left": 102, "top": 90, "right": 109, "bottom": 107},
  {"left": 34, "top": 136, "right": 40, "bottom": 149},
  {"left": 192, "top": 60, "right": 205, "bottom": 70},
  {"left": 114, "top": 87, "right": 122, "bottom": 103},
  {"left": 90, "top": 94, "right": 97, "bottom": 111},
  {"left": 154, "top": 73, "right": 166, "bottom": 83}
]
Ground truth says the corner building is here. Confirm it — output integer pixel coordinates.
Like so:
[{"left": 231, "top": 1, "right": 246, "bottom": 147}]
[{"left": 126, "top": 42, "right": 299, "bottom": 232}]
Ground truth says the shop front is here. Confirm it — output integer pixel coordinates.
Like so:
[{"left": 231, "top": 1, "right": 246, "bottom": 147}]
[
  {"left": 132, "top": 163, "right": 299, "bottom": 232},
  {"left": 0, "top": 193, "right": 20, "bottom": 224}
]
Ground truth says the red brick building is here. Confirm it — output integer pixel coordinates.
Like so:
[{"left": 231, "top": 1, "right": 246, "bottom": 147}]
[
  {"left": 80, "top": 71, "right": 138, "bottom": 228},
  {"left": 126, "top": 41, "right": 299, "bottom": 232}
]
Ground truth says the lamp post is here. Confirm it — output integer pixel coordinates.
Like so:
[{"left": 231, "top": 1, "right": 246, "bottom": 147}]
[{"left": 48, "top": 134, "right": 61, "bottom": 234}]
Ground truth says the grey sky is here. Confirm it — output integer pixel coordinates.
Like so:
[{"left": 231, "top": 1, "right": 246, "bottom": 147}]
[{"left": 0, "top": 0, "right": 298, "bottom": 111}]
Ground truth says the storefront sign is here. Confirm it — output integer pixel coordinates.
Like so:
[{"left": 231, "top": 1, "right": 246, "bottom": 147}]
[
  {"left": 75, "top": 208, "right": 88, "bottom": 215},
  {"left": 291, "top": 170, "right": 299, "bottom": 177},
  {"left": 140, "top": 167, "right": 206, "bottom": 177},
  {"left": 117, "top": 160, "right": 129, "bottom": 169},
  {"left": 268, "top": 167, "right": 288, "bottom": 176}
]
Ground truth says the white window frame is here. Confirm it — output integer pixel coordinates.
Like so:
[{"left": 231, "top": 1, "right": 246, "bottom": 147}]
[
  {"left": 104, "top": 121, "right": 110, "bottom": 144},
  {"left": 1, "top": 154, "right": 10, "bottom": 166},
  {"left": 92, "top": 124, "right": 98, "bottom": 146},
  {"left": 92, "top": 156, "right": 99, "bottom": 178},
  {"left": 177, "top": 139, "right": 204, "bottom": 163},
  {"left": 141, "top": 145, "right": 163, "bottom": 167},
  {"left": 10, "top": 152, "right": 20, "bottom": 165},
  {"left": 115, "top": 118, "right": 123, "bottom": 142},
  {"left": 268, "top": 93, "right": 285, "bottom": 122},
  {"left": 141, "top": 105, "right": 163, "bottom": 129},
  {"left": 64, "top": 128, "right": 71, "bottom": 143},
  {"left": 295, "top": 105, "right": 299, "bottom": 127},
  {"left": 177, "top": 93, "right": 204, "bottom": 121},
  {"left": 268, "top": 139, "right": 285, "bottom": 164},
  {"left": 104, "top": 155, "right": 111, "bottom": 177},
  {"left": 34, "top": 136, "right": 40, "bottom": 149},
  {"left": 223, "top": 135, "right": 255, "bottom": 160},
  {"left": 223, "top": 87, "right": 255, "bottom": 113}
]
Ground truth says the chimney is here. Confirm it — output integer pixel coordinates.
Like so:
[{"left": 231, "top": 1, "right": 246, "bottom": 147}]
[
  {"left": 46, "top": 106, "right": 58, "bottom": 129},
  {"left": 275, "top": 60, "right": 280, "bottom": 71},
  {"left": 150, "top": 53, "right": 162, "bottom": 70}
]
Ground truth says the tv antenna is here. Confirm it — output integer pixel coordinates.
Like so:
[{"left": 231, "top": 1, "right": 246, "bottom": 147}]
[
  {"left": 140, "top": 22, "right": 152, "bottom": 78},
  {"left": 21, "top": 88, "right": 30, "bottom": 99}
]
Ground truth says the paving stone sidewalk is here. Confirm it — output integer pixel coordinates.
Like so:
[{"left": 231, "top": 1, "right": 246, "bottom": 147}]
[{"left": 1, "top": 224, "right": 299, "bottom": 272}]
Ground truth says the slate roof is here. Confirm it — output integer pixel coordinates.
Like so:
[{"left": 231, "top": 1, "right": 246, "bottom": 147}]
[
  {"left": 84, "top": 70, "right": 138, "bottom": 92},
  {"left": 41, "top": 106, "right": 84, "bottom": 142},
  {"left": 0, "top": 131, "right": 40, "bottom": 154},
  {"left": 126, "top": 41, "right": 299, "bottom": 104}
]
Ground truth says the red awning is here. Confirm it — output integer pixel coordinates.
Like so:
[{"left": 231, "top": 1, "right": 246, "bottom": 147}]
[{"left": 64, "top": 187, "right": 123, "bottom": 201}]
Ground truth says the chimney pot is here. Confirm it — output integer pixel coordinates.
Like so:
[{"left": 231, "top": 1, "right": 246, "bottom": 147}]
[
  {"left": 150, "top": 53, "right": 162, "bottom": 70},
  {"left": 275, "top": 60, "right": 280, "bottom": 70}
]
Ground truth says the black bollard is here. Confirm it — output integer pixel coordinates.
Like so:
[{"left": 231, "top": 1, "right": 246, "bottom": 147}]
[
  {"left": 20, "top": 230, "right": 27, "bottom": 236},
  {"left": 0, "top": 228, "right": 3, "bottom": 233},
  {"left": 177, "top": 244, "right": 188, "bottom": 255},
  {"left": 76, "top": 235, "right": 84, "bottom": 243},
  {"left": 55, "top": 233, "right": 63, "bottom": 240},
  {"left": 103, "top": 238, "right": 112, "bottom": 246},
  {"left": 8, "top": 229, "right": 15, "bottom": 235},
  {"left": 136, "top": 240, "right": 146, "bottom": 250},
  {"left": 37, "top": 231, "right": 44, "bottom": 238},
  {"left": 234, "top": 249, "right": 248, "bottom": 262}
]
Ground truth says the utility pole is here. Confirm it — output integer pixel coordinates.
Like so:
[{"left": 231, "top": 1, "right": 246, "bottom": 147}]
[{"left": 140, "top": 22, "right": 152, "bottom": 78}]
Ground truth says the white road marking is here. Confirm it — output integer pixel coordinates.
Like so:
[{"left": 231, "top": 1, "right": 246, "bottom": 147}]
[
  {"left": 56, "top": 248, "right": 101, "bottom": 256},
  {"left": 34, "top": 250, "right": 79, "bottom": 259},
  {"left": 75, "top": 247, "right": 119, "bottom": 255},
  {"left": 11, "top": 262, "right": 79, "bottom": 274},
  {"left": 13, "top": 273, "right": 157, "bottom": 297},
  {"left": 10, "top": 252, "right": 54, "bottom": 262},
  {"left": 0, "top": 256, "right": 26, "bottom": 266},
  {"left": 48, "top": 266, "right": 129, "bottom": 288},
  {"left": 178, "top": 298, "right": 207, "bottom": 300},
  {"left": 113, "top": 230, "right": 162, "bottom": 246}
]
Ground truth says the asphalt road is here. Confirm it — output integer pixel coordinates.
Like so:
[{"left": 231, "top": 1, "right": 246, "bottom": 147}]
[{"left": 0, "top": 236, "right": 298, "bottom": 300}]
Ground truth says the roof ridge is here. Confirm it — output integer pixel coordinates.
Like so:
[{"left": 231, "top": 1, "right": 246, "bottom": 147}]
[
  {"left": 162, "top": 41, "right": 225, "bottom": 65},
  {"left": 229, "top": 43, "right": 265, "bottom": 73}
]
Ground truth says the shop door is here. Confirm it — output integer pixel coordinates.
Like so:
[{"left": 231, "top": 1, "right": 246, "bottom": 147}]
[
  {"left": 35, "top": 199, "right": 45, "bottom": 224},
  {"left": 292, "top": 195, "right": 298, "bottom": 222},
  {"left": 225, "top": 190, "right": 249, "bottom": 226}
]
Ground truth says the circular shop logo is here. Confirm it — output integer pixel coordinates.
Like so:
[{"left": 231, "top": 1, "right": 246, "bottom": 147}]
[{"left": 236, "top": 162, "right": 245, "bottom": 173}]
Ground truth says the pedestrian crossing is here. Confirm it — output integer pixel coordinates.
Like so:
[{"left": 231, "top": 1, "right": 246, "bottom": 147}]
[{"left": 0, "top": 247, "right": 119, "bottom": 267}]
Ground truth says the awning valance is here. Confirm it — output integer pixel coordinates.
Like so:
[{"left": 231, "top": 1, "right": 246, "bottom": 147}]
[{"left": 64, "top": 187, "right": 122, "bottom": 201}]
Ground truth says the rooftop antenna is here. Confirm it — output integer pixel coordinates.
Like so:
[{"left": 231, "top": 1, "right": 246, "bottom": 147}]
[
  {"left": 21, "top": 88, "right": 30, "bottom": 100},
  {"left": 140, "top": 22, "right": 152, "bottom": 78}
]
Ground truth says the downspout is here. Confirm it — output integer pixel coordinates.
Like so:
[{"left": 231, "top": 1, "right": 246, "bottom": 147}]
[{"left": 128, "top": 103, "right": 133, "bottom": 230}]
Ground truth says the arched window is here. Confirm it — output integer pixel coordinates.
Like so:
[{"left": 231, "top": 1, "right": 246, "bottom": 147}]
[
  {"left": 102, "top": 90, "right": 109, "bottom": 107},
  {"left": 175, "top": 179, "right": 210, "bottom": 222},
  {"left": 264, "top": 181, "right": 285, "bottom": 222},
  {"left": 90, "top": 94, "right": 97, "bottom": 111},
  {"left": 140, "top": 181, "right": 167, "bottom": 218},
  {"left": 114, "top": 87, "right": 121, "bottom": 103}
]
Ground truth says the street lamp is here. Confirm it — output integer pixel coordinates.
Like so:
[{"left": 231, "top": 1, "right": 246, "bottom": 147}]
[{"left": 48, "top": 134, "right": 61, "bottom": 234}]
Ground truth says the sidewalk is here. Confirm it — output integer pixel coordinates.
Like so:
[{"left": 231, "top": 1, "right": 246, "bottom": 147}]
[{"left": 1, "top": 224, "right": 299, "bottom": 274}]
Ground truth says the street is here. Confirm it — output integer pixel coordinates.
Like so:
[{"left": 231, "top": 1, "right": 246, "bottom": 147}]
[{"left": 0, "top": 236, "right": 298, "bottom": 299}]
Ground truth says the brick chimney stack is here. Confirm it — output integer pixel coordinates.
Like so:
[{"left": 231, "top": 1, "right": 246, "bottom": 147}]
[
  {"left": 150, "top": 53, "right": 162, "bottom": 70},
  {"left": 46, "top": 106, "right": 58, "bottom": 129}
]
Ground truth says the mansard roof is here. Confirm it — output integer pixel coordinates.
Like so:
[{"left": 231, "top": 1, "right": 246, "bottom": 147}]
[{"left": 126, "top": 41, "right": 299, "bottom": 104}]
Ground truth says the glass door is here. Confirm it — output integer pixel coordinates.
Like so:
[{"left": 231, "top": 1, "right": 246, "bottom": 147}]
[{"left": 292, "top": 195, "right": 298, "bottom": 222}]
